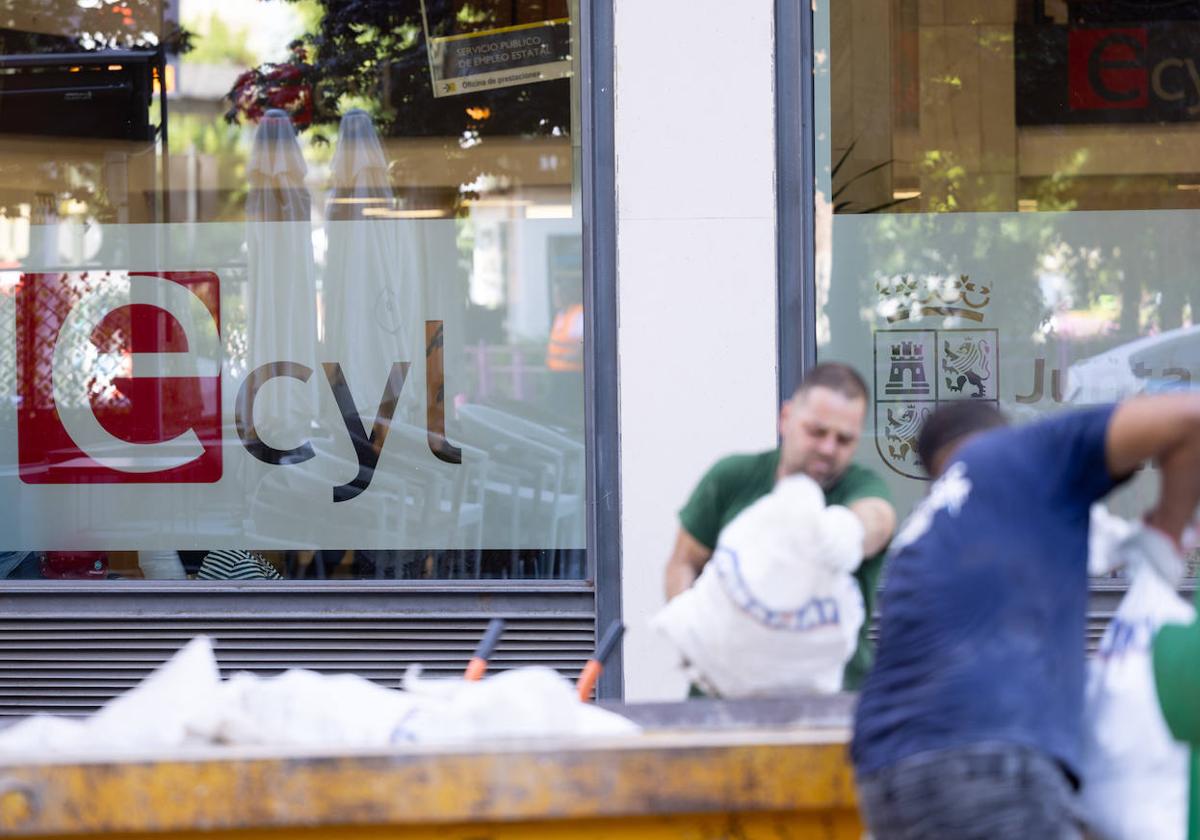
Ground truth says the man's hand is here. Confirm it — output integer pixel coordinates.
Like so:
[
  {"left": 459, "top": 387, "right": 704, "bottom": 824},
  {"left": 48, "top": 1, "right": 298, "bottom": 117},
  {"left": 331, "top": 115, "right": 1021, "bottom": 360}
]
[
  {"left": 848, "top": 497, "right": 897, "bottom": 558},
  {"left": 664, "top": 528, "right": 712, "bottom": 600},
  {"left": 1107, "top": 393, "right": 1200, "bottom": 544}
]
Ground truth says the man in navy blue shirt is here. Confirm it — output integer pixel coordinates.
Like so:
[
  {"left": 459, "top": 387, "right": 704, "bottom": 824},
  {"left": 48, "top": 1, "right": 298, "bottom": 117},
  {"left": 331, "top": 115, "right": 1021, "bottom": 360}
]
[{"left": 853, "top": 395, "right": 1200, "bottom": 838}]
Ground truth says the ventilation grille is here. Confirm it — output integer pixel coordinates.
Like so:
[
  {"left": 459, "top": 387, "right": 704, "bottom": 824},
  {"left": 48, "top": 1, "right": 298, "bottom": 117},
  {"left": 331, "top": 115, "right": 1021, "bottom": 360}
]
[
  {"left": 1086, "top": 610, "right": 1113, "bottom": 654},
  {"left": 0, "top": 616, "right": 595, "bottom": 716}
]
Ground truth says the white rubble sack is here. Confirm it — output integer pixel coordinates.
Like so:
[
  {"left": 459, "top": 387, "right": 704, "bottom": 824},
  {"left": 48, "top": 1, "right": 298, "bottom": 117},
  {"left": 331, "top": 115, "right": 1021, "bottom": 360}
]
[
  {"left": 1080, "top": 523, "right": 1194, "bottom": 840},
  {"left": 1089, "top": 503, "right": 1189, "bottom": 586},
  {"left": 395, "top": 666, "right": 639, "bottom": 744},
  {"left": 0, "top": 638, "right": 637, "bottom": 758},
  {"left": 0, "top": 636, "right": 223, "bottom": 757},
  {"left": 215, "top": 668, "right": 427, "bottom": 749},
  {"left": 1088, "top": 503, "right": 1137, "bottom": 577},
  {"left": 653, "top": 474, "right": 866, "bottom": 697}
]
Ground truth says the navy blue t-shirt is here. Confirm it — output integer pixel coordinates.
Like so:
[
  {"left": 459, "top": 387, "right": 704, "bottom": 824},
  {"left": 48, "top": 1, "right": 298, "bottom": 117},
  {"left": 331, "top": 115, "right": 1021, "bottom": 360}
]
[{"left": 852, "top": 405, "right": 1121, "bottom": 778}]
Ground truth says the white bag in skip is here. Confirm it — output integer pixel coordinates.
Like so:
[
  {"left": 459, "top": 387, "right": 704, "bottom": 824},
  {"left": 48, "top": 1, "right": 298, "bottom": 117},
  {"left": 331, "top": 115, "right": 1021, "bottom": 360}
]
[
  {"left": 652, "top": 474, "right": 865, "bottom": 697},
  {"left": 395, "top": 666, "right": 640, "bottom": 745},
  {"left": 1080, "top": 524, "right": 1195, "bottom": 840}
]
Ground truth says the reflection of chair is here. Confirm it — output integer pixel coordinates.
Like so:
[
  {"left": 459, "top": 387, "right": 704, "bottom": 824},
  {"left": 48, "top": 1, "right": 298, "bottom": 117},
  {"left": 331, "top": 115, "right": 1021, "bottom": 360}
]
[
  {"left": 457, "top": 404, "right": 585, "bottom": 578},
  {"left": 384, "top": 421, "right": 488, "bottom": 578},
  {"left": 242, "top": 421, "right": 489, "bottom": 579},
  {"left": 243, "top": 443, "right": 402, "bottom": 556}
]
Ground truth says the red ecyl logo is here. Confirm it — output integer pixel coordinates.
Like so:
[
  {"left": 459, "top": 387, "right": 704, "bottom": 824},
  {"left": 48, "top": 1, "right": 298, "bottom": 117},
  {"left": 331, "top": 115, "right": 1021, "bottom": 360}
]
[
  {"left": 17, "top": 271, "right": 222, "bottom": 484},
  {"left": 1069, "top": 28, "right": 1149, "bottom": 110}
]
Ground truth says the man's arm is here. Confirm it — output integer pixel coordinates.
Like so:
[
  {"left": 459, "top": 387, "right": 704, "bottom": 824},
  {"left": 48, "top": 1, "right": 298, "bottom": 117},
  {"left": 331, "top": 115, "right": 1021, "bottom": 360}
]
[
  {"left": 848, "top": 497, "right": 896, "bottom": 559},
  {"left": 1106, "top": 393, "right": 1200, "bottom": 543},
  {"left": 664, "top": 527, "right": 713, "bottom": 600},
  {"left": 840, "top": 495, "right": 895, "bottom": 689}
]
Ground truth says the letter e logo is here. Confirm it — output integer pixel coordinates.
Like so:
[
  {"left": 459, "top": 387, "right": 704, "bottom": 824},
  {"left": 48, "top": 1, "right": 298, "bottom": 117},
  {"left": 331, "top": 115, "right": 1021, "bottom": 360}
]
[
  {"left": 17, "top": 271, "right": 222, "bottom": 484},
  {"left": 1068, "top": 28, "right": 1148, "bottom": 111}
]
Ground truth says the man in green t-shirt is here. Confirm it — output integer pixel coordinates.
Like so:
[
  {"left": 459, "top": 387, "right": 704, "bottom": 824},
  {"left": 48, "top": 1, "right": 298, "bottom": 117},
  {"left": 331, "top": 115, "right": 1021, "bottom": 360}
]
[{"left": 664, "top": 362, "right": 896, "bottom": 690}]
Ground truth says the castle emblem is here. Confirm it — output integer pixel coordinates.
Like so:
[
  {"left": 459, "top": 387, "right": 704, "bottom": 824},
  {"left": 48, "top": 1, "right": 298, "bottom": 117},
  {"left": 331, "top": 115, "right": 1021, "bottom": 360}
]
[{"left": 885, "top": 340, "right": 931, "bottom": 397}]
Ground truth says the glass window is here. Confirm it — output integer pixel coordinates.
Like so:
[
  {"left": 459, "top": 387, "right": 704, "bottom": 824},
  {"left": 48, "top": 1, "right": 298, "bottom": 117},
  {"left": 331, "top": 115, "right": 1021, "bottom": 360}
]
[
  {"left": 815, "top": 0, "right": 1199, "bottom": 576},
  {"left": 0, "top": 0, "right": 585, "bottom": 581}
]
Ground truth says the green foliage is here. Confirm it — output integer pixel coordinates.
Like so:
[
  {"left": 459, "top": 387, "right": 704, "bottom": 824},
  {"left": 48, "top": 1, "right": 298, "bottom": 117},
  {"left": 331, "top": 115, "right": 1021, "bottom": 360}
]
[
  {"left": 184, "top": 14, "right": 256, "bottom": 67},
  {"left": 226, "top": 0, "right": 570, "bottom": 146},
  {"left": 166, "top": 115, "right": 251, "bottom": 220},
  {"left": 832, "top": 140, "right": 916, "bottom": 214}
]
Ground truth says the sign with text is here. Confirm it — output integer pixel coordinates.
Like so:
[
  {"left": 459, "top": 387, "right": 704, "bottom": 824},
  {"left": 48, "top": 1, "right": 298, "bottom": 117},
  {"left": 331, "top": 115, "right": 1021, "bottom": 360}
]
[
  {"left": 419, "top": 3, "right": 572, "bottom": 98},
  {"left": 0, "top": 221, "right": 586, "bottom": 552},
  {"left": 1016, "top": 23, "right": 1200, "bottom": 124}
]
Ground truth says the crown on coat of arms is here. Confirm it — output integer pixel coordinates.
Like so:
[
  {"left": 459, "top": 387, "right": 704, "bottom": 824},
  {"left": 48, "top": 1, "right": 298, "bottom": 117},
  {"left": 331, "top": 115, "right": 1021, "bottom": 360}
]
[{"left": 876, "top": 274, "right": 991, "bottom": 323}]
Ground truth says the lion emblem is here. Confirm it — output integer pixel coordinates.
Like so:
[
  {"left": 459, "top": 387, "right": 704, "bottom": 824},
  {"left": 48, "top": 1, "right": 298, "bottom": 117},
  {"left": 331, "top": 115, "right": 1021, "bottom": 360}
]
[
  {"left": 885, "top": 405, "right": 930, "bottom": 465},
  {"left": 942, "top": 337, "right": 991, "bottom": 398}
]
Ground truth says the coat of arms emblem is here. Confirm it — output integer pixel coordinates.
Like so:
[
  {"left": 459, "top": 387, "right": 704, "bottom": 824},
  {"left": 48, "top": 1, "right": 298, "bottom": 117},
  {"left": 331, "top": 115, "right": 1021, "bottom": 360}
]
[{"left": 873, "top": 328, "right": 999, "bottom": 479}]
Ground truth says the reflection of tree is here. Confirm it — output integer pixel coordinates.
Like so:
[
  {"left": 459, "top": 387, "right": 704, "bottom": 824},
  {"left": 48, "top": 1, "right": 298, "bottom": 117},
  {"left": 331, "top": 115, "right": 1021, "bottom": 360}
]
[
  {"left": 1112, "top": 231, "right": 1197, "bottom": 337},
  {"left": 1157, "top": 242, "right": 1199, "bottom": 332},
  {"left": 848, "top": 213, "right": 1050, "bottom": 343},
  {"left": 185, "top": 13, "right": 255, "bottom": 67},
  {"left": 832, "top": 141, "right": 915, "bottom": 214},
  {"left": 166, "top": 116, "right": 251, "bottom": 222},
  {"left": 1049, "top": 224, "right": 1194, "bottom": 350},
  {"left": 828, "top": 137, "right": 1181, "bottom": 360},
  {"left": 223, "top": 0, "right": 570, "bottom": 146},
  {"left": 1115, "top": 247, "right": 1143, "bottom": 337}
]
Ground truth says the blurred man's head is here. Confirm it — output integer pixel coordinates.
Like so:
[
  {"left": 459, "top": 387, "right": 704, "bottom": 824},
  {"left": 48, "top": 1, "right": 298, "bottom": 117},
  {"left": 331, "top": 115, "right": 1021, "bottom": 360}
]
[
  {"left": 916, "top": 401, "right": 1009, "bottom": 478},
  {"left": 778, "top": 363, "right": 869, "bottom": 489}
]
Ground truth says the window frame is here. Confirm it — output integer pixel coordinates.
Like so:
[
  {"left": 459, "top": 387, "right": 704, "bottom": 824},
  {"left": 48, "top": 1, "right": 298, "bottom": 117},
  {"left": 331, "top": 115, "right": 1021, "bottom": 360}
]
[
  {"left": 0, "top": 0, "right": 623, "bottom": 698},
  {"left": 776, "top": 0, "right": 818, "bottom": 402}
]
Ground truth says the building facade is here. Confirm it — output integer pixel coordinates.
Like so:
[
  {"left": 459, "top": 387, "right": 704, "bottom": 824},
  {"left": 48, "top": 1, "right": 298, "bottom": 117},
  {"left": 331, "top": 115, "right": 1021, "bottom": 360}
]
[
  {"left": 626, "top": 0, "right": 1200, "bottom": 698},
  {"left": 0, "top": 0, "right": 1194, "bottom": 709}
]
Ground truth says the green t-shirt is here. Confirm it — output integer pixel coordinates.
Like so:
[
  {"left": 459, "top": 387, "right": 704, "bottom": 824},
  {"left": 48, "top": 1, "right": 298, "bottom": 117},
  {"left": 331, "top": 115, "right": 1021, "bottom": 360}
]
[
  {"left": 1153, "top": 587, "right": 1200, "bottom": 840},
  {"left": 678, "top": 448, "right": 892, "bottom": 690}
]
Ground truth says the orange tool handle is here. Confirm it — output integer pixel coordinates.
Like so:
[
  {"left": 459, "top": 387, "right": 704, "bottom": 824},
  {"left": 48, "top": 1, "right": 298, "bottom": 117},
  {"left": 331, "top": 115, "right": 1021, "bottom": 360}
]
[
  {"left": 464, "top": 618, "right": 505, "bottom": 681},
  {"left": 577, "top": 660, "right": 603, "bottom": 701},
  {"left": 464, "top": 657, "right": 488, "bottom": 682},
  {"left": 577, "top": 621, "right": 625, "bottom": 701}
]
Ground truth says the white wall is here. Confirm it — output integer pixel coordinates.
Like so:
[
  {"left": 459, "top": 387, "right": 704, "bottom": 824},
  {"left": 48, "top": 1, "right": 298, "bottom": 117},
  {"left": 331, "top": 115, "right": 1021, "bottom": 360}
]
[{"left": 613, "top": 0, "right": 781, "bottom": 700}]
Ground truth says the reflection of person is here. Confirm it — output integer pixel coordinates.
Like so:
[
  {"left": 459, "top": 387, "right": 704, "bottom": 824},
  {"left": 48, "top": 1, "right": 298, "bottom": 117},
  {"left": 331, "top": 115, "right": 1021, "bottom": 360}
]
[
  {"left": 663, "top": 362, "right": 897, "bottom": 689},
  {"left": 197, "top": 550, "right": 282, "bottom": 580},
  {"left": 545, "top": 278, "right": 583, "bottom": 410},
  {"left": 1155, "top": 592, "right": 1200, "bottom": 840},
  {"left": 853, "top": 395, "right": 1200, "bottom": 839}
]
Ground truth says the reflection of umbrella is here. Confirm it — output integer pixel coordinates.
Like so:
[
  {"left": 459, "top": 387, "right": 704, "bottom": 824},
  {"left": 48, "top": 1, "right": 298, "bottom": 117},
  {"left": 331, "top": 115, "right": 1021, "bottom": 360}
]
[
  {"left": 323, "top": 109, "right": 422, "bottom": 413},
  {"left": 246, "top": 108, "right": 318, "bottom": 437}
]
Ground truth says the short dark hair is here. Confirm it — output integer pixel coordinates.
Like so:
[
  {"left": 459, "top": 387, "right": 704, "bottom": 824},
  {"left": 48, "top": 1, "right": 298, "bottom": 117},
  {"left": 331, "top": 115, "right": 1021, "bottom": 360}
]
[
  {"left": 916, "top": 401, "right": 1008, "bottom": 475},
  {"left": 794, "top": 362, "right": 869, "bottom": 403}
]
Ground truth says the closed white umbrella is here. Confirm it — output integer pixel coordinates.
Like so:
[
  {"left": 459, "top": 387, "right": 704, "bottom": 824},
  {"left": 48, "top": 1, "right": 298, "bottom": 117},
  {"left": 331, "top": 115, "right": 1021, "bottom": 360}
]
[
  {"left": 316, "top": 110, "right": 432, "bottom": 573},
  {"left": 245, "top": 109, "right": 318, "bottom": 441},
  {"left": 323, "top": 109, "right": 423, "bottom": 414}
]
